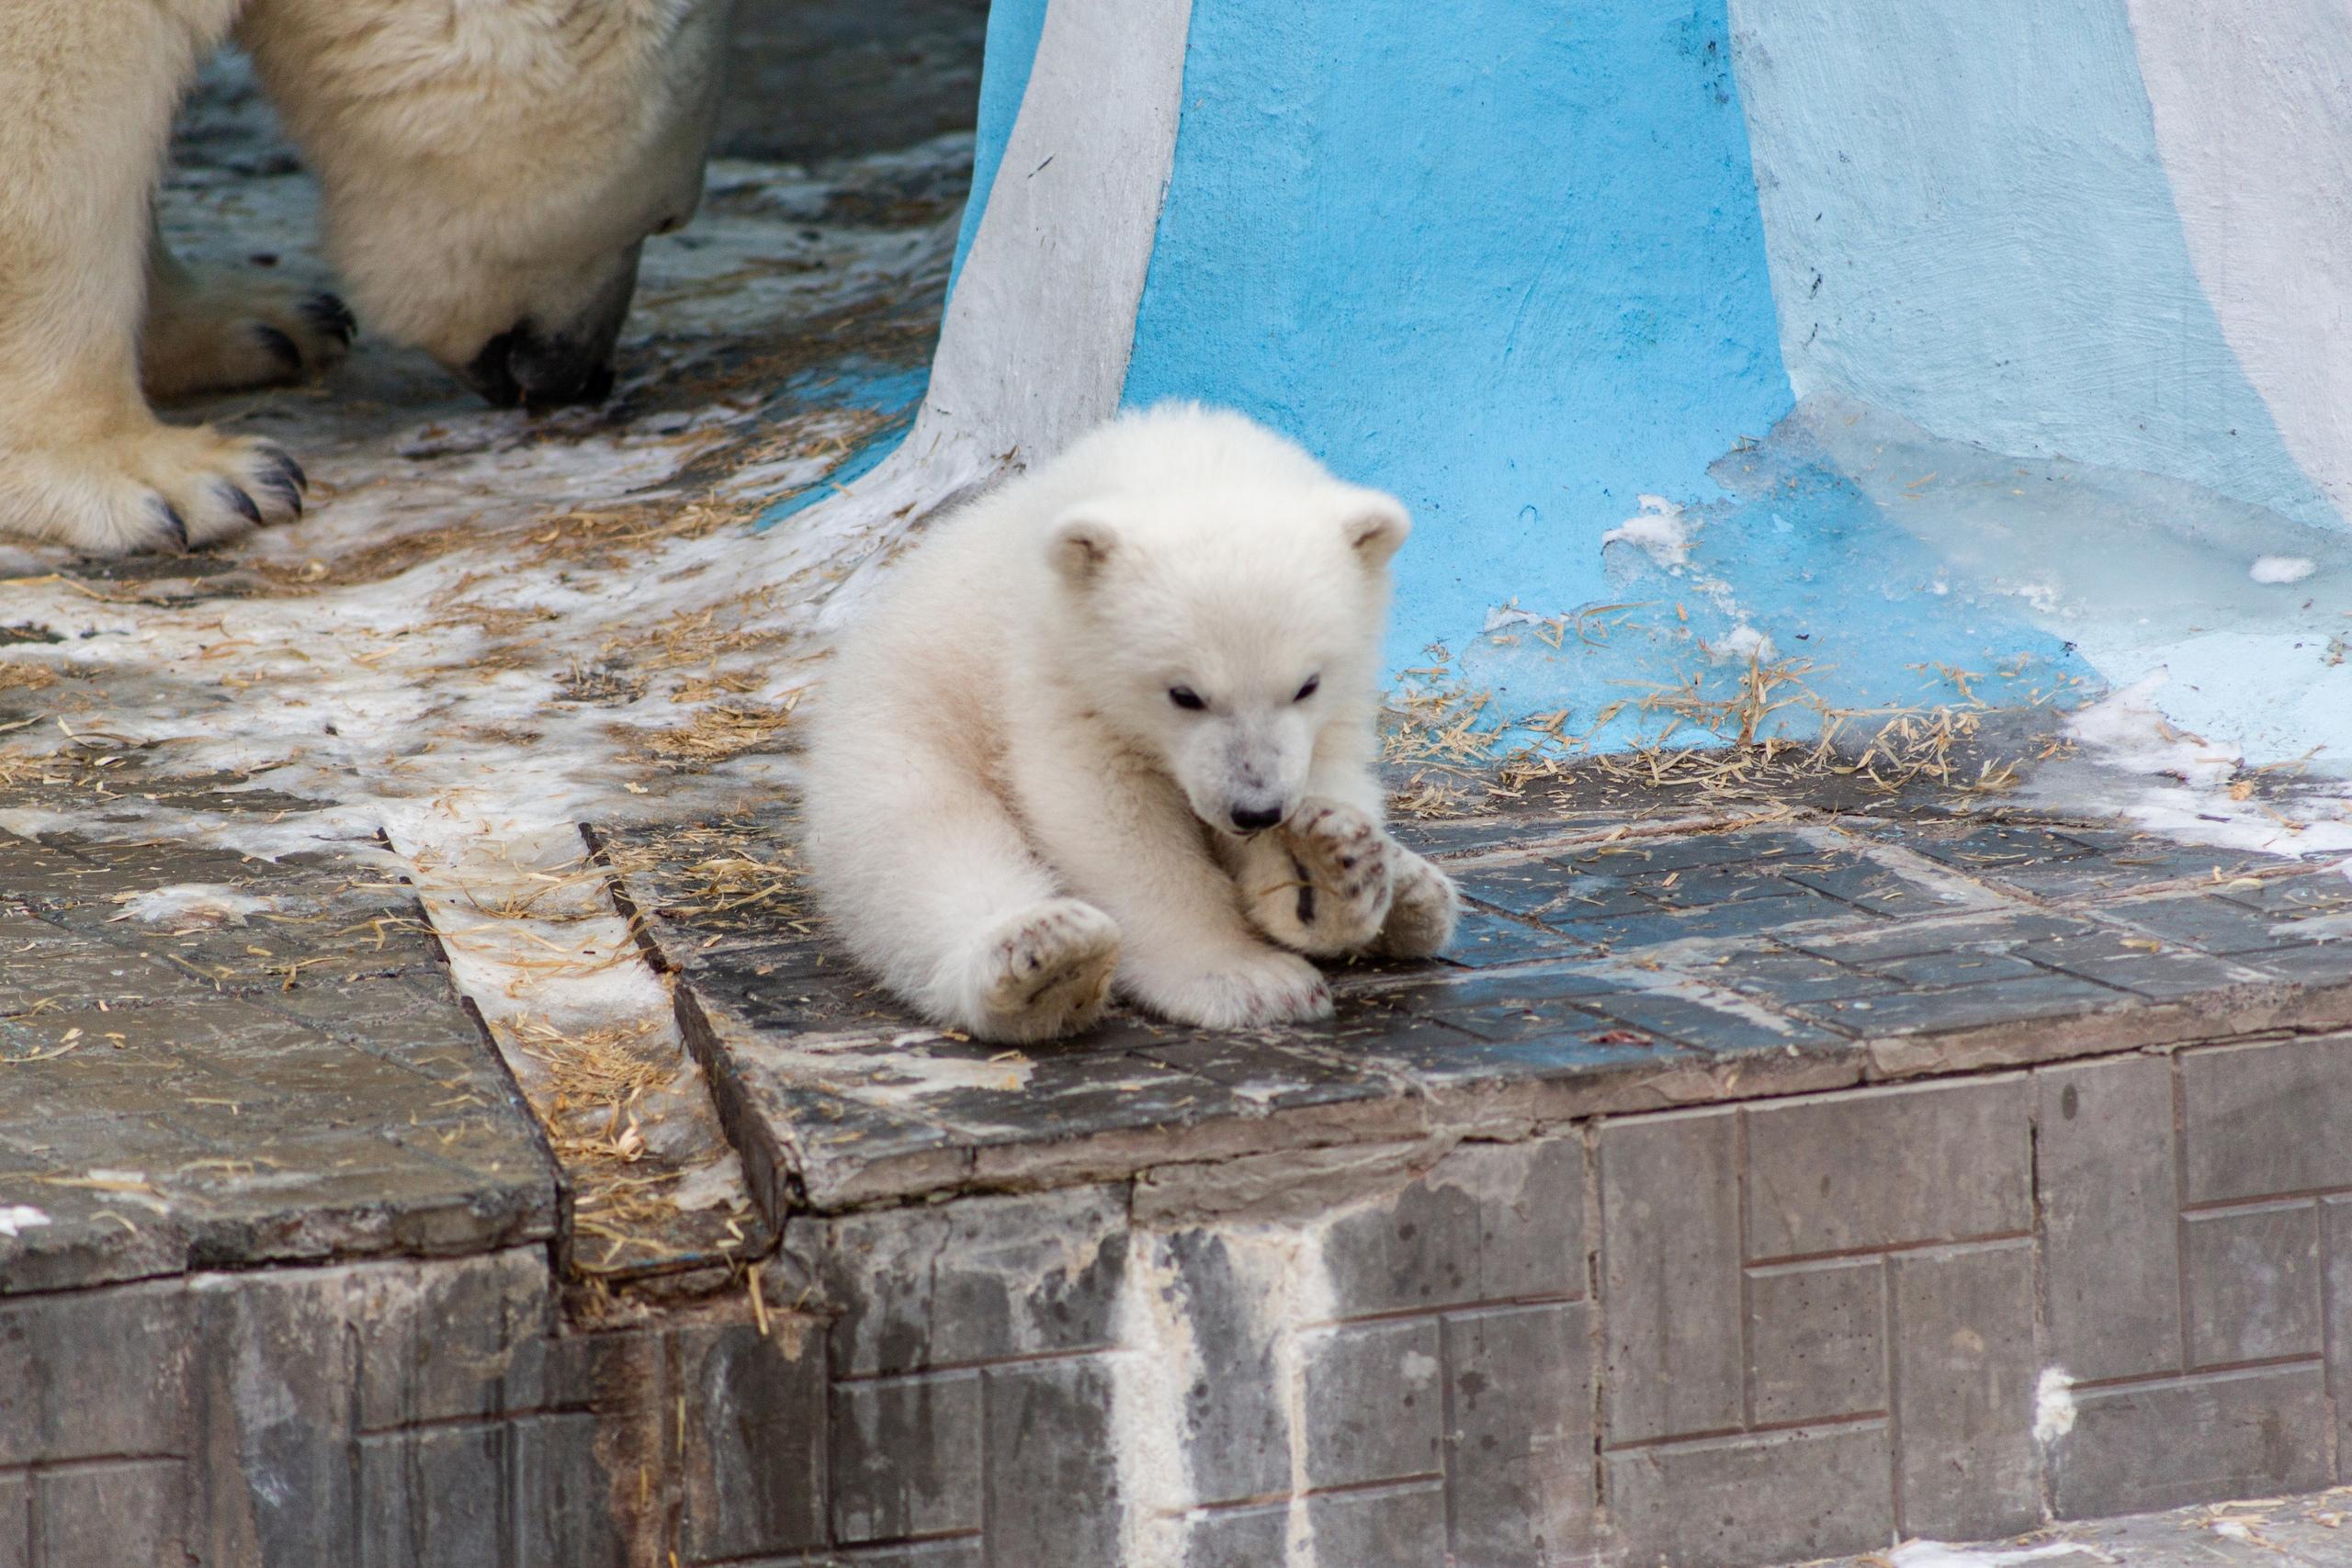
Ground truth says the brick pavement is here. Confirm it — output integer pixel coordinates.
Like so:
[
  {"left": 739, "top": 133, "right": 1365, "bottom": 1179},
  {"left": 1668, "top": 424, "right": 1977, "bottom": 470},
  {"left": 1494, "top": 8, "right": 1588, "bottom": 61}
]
[{"left": 5, "top": 775, "right": 2352, "bottom": 1563}]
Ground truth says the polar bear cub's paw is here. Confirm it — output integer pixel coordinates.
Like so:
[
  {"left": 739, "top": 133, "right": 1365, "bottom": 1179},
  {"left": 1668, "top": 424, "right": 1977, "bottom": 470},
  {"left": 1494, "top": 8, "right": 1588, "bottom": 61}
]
[
  {"left": 1247, "top": 799, "right": 1396, "bottom": 955},
  {"left": 965, "top": 898, "right": 1122, "bottom": 1043},
  {"left": 143, "top": 279, "right": 356, "bottom": 402},
  {"left": 0, "top": 424, "right": 308, "bottom": 555},
  {"left": 1133, "top": 946, "right": 1335, "bottom": 1031},
  {"left": 1375, "top": 847, "right": 1460, "bottom": 959}
]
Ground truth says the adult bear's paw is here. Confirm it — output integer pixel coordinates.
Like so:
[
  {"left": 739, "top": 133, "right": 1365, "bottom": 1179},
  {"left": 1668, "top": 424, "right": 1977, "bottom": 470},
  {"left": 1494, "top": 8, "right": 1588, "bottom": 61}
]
[
  {"left": 0, "top": 425, "right": 308, "bottom": 555},
  {"left": 142, "top": 276, "right": 356, "bottom": 401}
]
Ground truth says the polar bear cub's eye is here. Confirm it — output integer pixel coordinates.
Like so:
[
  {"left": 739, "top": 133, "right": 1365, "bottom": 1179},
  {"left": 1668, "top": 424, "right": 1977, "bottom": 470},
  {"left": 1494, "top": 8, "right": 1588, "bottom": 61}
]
[
  {"left": 1169, "top": 685, "right": 1206, "bottom": 711},
  {"left": 1294, "top": 674, "right": 1321, "bottom": 703}
]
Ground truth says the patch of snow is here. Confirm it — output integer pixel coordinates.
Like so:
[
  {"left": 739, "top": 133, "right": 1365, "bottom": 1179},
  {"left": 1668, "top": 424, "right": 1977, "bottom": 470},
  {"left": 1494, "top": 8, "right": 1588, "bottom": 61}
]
[
  {"left": 111, "top": 884, "right": 276, "bottom": 931},
  {"left": 2065, "top": 673, "right": 2241, "bottom": 789},
  {"left": 2281, "top": 909, "right": 2352, "bottom": 942},
  {"left": 1889, "top": 1542, "right": 2109, "bottom": 1568},
  {"left": 1600, "top": 495, "right": 1694, "bottom": 570},
  {"left": 1110, "top": 1235, "right": 1202, "bottom": 1568},
  {"left": 1706, "top": 624, "right": 1774, "bottom": 663},
  {"left": 2250, "top": 554, "right": 2317, "bottom": 584},
  {"left": 2042, "top": 672, "right": 2352, "bottom": 856},
  {"left": 2032, "top": 1367, "right": 2076, "bottom": 1445},
  {"left": 666, "top": 1157, "right": 751, "bottom": 1213},
  {"left": 1581, "top": 954, "right": 1798, "bottom": 1036},
  {"left": 856, "top": 1050, "right": 1035, "bottom": 1104},
  {"left": 0, "top": 1206, "right": 50, "bottom": 1238}
]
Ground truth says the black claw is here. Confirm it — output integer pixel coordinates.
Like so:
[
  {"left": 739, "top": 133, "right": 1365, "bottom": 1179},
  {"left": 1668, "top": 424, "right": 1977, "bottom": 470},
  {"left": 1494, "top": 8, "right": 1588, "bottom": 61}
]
[
  {"left": 258, "top": 473, "right": 304, "bottom": 519},
  {"left": 253, "top": 323, "right": 302, "bottom": 372},
  {"left": 302, "top": 291, "right": 357, "bottom": 345},
  {"left": 219, "top": 483, "right": 263, "bottom": 526},
  {"left": 260, "top": 445, "right": 308, "bottom": 494},
  {"left": 153, "top": 497, "right": 188, "bottom": 552},
  {"left": 254, "top": 446, "right": 307, "bottom": 517}
]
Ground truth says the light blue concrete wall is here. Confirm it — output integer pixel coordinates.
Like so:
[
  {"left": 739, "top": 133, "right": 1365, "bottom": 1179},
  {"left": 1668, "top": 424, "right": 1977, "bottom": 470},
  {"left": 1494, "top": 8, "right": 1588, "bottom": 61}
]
[
  {"left": 1120, "top": 0, "right": 1795, "bottom": 675},
  {"left": 785, "top": 0, "right": 2350, "bottom": 766},
  {"left": 946, "top": 0, "right": 1052, "bottom": 291},
  {"left": 1729, "top": 0, "right": 2344, "bottom": 535}
]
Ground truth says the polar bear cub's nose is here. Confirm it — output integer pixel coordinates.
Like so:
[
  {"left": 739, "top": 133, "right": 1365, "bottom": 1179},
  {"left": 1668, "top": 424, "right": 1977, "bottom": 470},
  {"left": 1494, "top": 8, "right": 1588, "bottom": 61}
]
[{"left": 1229, "top": 804, "right": 1285, "bottom": 833}]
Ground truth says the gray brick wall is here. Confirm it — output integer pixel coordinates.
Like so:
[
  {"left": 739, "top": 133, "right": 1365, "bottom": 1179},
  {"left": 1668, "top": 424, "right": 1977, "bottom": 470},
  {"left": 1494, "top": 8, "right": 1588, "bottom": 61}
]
[{"left": 12, "top": 1032, "right": 2352, "bottom": 1566}]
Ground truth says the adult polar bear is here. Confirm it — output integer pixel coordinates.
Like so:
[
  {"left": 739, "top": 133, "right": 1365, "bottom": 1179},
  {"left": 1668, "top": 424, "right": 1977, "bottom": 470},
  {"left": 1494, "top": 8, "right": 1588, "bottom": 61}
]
[{"left": 0, "top": 0, "right": 733, "bottom": 555}]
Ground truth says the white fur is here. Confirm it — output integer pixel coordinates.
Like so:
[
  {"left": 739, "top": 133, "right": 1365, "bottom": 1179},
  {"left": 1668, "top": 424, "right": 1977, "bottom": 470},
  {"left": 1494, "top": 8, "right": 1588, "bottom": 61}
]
[
  {"left": 802, "top": 404, "right": 1462, "bottom": 1043},
  {"left": 0, "top": 0, "right": 730, "bottom": 555}
]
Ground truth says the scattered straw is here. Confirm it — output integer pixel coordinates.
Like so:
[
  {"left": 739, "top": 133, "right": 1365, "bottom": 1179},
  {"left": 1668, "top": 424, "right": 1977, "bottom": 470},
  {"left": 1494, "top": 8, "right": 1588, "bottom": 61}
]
[
  {"left": 631, "top": 697, "right": 799, "bottom": 768},
  {"left": 1384, "top": 638, "right": 2067, "bottom": 819},
  {"left": 510, "top": 1018, "right": 673, "bottom": 1168}
]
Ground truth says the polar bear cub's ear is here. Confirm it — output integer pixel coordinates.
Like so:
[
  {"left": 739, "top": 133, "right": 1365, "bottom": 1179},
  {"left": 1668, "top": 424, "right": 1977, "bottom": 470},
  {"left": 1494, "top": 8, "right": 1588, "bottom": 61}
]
[
  {"left": 1339, "top": 488, "right": 1411, "bottom": 569},
  {"left": 1047, "top": 507, "right": 1121, "bottom": 586}
]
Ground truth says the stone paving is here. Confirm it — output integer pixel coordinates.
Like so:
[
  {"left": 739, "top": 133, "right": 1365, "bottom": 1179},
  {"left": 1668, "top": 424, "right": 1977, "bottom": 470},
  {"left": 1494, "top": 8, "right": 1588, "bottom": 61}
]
[
  {"left": 605, "top": 783, "right": 2352, "bottom": 1213},
  {"left": 0, "top": 818, "right": 551, "bottom": 1298},
  {"left": 1836, "top": 1492, "right": 2352, "bottom": 1567},
  {"left": 3, "top": 0, "right": 2351, "bottom": 1556},
  {"left": 8, "top": 756, "right": 2352, "bottom": 1566}
]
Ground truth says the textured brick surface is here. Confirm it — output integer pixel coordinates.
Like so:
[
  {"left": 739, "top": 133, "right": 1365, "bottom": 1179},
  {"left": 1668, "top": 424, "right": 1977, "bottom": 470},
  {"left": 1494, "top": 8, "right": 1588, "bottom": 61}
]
[
  {"left": 0, "top": 1473, "right": 22, "bottom": 1568},
  {"left": 813, "top": 1187, "right": 1129, "bottom": 1375},
  {"left": 1304, "top": 1319, "right": 1446, "bottom": 1490},
  {"left": 1744, "top": 1077, "right": 2032, "bottom": 1258},
  {"left": 2035, "top": 1055, "right": 2182, "bottom": 1381},
  {"left": 1159, "top": 1229, "right": 1289, "bottom": 1505},
  {"left": 831, "top": 1371, "right": 983, "bottom": 1543},
  {"left": 982, "top": 1357, "right": 1124, "bottom": 1568},
  {"left": 14, "top": 1028, "right": 2352, "bottom": 1565},
  {"left": 1322, "top": 1137, "right": 1585, "bottom": 1316},
  {"left": 1745, "top": 1259, "right": 1884, "bottom": 1427},
  {"left": 1600, "top": 1109, "right": 1744, "bottom": 1443},
  {"left": 1605, "top": 1422, "right": 1894, "bottom": 1568},
  {"left": 1891, "top": 1244, "right": 2039, "bottom": 1540},
  {"left": 2326, "top": 1196, "right": 2352, "bottom": 1475},
  {"left": 2051, "top": 1366, "right": 2332, "bottom": 1517},
  {"left": 1183, "top": 1504, "right": 1287, "bottom": 1568},
  {"left": 2182, "top": 1203, "right": 2324, "bottom": 1368},
  {"left": 2180, "top": 1037, "right": 2352, "bottom": 1203},
  {"left": 1443, "top": 1303, "right": 1595, "bottom": 1567},
  {"left": 1307, "top": 1483, "right": 1449, "bottom": 1568},
  {"left": 678, "top": 1323, "right": 828, "bottom": 1562}
]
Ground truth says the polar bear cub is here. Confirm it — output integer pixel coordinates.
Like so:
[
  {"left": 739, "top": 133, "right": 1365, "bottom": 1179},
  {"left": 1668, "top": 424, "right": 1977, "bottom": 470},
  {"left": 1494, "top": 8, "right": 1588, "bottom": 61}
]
[{"left": 802, "top": 404, "right": 1460, "bottom": 1043}]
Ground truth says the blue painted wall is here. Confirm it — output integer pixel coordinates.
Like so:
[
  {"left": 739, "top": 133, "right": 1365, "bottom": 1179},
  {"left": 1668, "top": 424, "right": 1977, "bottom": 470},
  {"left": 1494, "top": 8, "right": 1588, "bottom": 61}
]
[
  {"left": 1730, "top": 0, "right": 2343, "bottom": 534},
  {"left": 1121, "top": 0, "right": 1797, "bottom": 683},
  {"left": 791, "top": 0, "right": 2348, "bottom": 763},
  {"left": 947, "top": 0, "right": 1052, "bottom": 292}
]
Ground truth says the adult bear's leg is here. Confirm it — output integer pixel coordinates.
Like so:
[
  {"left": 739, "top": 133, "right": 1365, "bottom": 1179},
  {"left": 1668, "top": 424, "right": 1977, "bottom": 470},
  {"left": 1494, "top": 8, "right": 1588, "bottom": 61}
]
[
  {"left": 141, "top": 223, "right": 355, "bottom": 400},
  {"left": 0, "top": 0, "right": 307, "bottom": 554}
]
